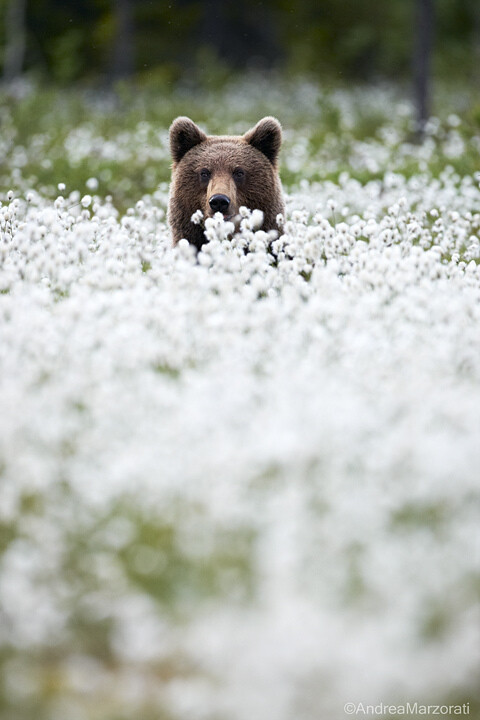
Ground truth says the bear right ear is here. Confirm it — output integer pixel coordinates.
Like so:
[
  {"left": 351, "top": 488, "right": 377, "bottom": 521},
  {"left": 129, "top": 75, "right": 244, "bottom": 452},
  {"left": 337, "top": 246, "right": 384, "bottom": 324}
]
[
  {"left": 169, "top": 117, "right": 207, "bottom": 164},
  {"left": 244, "top": 116, "right": 282, "bottom": 165}
]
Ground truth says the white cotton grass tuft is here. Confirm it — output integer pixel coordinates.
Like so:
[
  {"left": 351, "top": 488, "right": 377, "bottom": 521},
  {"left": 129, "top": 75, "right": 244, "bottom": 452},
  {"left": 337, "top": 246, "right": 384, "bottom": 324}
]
[{"left": 191, "top": 209, "right": 204, "bottom": 225}]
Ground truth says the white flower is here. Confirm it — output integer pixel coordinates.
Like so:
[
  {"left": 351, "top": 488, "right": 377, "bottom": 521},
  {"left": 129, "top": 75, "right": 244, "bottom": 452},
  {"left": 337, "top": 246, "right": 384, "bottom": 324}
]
[
  {"left": 250, "top": 209, "right": 264, "bottom": 229},
  {"left": 190, "top": 209, "right": 204, "bottom": 225}
]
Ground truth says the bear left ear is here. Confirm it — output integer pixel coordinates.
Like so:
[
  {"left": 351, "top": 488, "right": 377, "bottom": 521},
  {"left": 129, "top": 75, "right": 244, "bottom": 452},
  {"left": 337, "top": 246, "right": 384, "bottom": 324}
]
[
  {"left": 169, "top": 116, "right": 207, "bottom": 164},
  {"left": 244, "top": 116, "right": 282, "bottom": 165}
]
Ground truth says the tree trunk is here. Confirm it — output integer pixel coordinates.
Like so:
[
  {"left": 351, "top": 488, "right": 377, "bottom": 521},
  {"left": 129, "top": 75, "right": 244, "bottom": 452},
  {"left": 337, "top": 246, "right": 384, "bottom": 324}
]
[
  {"left": 110, "top": 0, "right": 135, "bottom": 81},
  {"left": 3, "top": 0, "right": 27, "bottom": 83},
  {"left": 472, "top": 0, "right": 480, "bottom": 89},
  {"left": 413, "top": 0, "right": 434, "bottom": 137}
]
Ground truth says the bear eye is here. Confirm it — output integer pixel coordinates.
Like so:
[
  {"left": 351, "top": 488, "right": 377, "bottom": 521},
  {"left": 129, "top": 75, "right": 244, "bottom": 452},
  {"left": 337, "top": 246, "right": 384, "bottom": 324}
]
[
  {"left": 233, "top": 168, "right": 245, "bottom": 181},
  {"left": 199, "top": 168, "right": 211, "bottom": 181}
]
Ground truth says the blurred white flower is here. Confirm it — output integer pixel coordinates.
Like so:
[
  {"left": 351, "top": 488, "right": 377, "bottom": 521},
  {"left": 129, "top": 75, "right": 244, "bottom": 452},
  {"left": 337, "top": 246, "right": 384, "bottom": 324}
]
[{"left": 86, "top": 177, "right": 99, "bottom": 191}]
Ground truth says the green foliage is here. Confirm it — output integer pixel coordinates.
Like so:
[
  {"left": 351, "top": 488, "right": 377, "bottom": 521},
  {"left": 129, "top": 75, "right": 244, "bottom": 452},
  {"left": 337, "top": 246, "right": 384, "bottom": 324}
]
[
  {"left": 276, "top": 0, "right": 413, "bottom": 78},
  {"left": 0, "top": 0, "right": 477, "bottom": 83},
  {"left": 390, "top": 501, "right": 450, "bottom": 532},
  {"left": 117, "top": 505, "right": 256, "bottom": 612},
  {"left": 49, "top": 28, "right": 85, "bottom": 84}
]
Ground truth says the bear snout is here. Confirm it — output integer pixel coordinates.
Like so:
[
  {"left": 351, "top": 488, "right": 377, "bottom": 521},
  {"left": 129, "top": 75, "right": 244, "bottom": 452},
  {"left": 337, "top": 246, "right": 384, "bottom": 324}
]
[{"left": 209, "top": 194, "right": 231, "bottom": 216}]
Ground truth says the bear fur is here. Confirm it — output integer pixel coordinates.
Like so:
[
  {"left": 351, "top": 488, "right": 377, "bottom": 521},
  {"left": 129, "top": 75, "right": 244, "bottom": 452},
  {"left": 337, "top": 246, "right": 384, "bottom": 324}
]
[{"left": 168, "top": 116, "right": 285, "bottom": 249}]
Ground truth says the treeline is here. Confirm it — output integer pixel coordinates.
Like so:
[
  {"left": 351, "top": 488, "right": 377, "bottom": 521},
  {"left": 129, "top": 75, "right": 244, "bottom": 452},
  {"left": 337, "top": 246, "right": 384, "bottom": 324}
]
[{"left": 1, "top": 0, "right": 479, "bottom": 85}]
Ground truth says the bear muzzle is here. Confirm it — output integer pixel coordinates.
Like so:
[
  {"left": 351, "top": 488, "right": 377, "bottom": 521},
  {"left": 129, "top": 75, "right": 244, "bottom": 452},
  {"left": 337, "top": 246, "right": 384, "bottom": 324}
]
[{"left": 208, "top": 193, "right": 232, "bottom": 218}]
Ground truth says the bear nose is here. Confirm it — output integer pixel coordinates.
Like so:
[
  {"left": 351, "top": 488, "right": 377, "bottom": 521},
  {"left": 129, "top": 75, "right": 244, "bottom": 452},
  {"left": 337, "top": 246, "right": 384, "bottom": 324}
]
[{"left": 209, "top": 194, "right": 231, "bottom": 215}]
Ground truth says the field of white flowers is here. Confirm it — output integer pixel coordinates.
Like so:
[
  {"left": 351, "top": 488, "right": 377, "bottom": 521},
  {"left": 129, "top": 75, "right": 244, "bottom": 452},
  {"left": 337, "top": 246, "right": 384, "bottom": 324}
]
[{"left": 1, "top": 79, "right": 480, "bottom": 720}]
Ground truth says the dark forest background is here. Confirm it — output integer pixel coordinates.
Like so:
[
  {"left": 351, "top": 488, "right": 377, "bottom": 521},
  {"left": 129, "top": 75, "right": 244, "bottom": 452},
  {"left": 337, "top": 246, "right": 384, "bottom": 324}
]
[{"left": 1, "top": 0, "right": 479, "bottom": 86}]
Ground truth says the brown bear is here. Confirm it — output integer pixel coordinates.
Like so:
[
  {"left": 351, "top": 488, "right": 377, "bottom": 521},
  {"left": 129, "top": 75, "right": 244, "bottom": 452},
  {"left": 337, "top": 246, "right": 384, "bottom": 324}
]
[{"left": 168, "top": 116, "right": 285, "bottom": 249}]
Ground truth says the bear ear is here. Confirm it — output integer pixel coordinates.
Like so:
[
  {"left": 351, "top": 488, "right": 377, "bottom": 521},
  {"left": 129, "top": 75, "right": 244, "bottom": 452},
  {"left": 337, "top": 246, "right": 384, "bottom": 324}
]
[
  {"left": 169, "top": 116, "right": 207, "bottom": 164},
  {"left": 244, "top": 116, "right": 282, "bottom": 165}
]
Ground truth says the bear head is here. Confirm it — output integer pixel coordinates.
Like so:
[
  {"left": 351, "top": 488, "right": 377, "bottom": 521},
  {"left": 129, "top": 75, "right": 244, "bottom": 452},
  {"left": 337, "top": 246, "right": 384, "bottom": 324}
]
[{"left": 168, "top": 116, "right": 285, "bottom": 249}]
